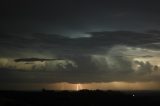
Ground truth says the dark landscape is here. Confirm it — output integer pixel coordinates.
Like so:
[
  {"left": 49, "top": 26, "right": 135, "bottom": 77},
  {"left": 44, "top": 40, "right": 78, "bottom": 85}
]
[{"left": 0, "top": 90, "right": 160, "bottom": 106}]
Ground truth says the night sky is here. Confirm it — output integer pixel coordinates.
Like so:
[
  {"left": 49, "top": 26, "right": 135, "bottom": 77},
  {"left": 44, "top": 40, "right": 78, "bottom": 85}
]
[{"left": 1, "top": 0, "right": 160, "bottom": 90}]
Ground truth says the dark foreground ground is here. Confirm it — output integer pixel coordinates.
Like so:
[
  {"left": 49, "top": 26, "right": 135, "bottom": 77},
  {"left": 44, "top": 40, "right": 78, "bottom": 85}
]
[{"left": 0, "top": 90, "right": 160, "bottom": 106}]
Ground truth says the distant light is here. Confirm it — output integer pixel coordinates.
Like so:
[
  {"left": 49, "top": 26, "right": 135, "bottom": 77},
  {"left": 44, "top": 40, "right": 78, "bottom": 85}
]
[{"left": 132, "top": 94, "right": 135, "bottom": 97}]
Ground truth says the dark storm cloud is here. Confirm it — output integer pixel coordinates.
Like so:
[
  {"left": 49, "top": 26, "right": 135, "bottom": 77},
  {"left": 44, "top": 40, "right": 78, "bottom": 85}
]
[
  {"left": 1, "top": 30, "right": 160, "bottom": 56},
  {"left": 1, "top": 0, "right": 160, "bottom": 34},
  {"left": 0, "top": 33, "right": 72, "bottom": 57},
  {"left": 0, "top": 59, "right": 160, "bottom": 83},
  {"left": 1, "top": 30, "right": 160, "bottom": 59},
  {"left": 88, "top": 31, "right": 160, "bottom": 47},
  {"left": 140, "top": 55, "right": 153, "bottom": 58},
  {"left": 1, "top": 30, "right": 160, "bottom": 83},
  {"left": 2, "top": 0, "right": 160, "bottom": 90},
  {"left": 14, "top": 58, "right": 64, "bottom": 62}
]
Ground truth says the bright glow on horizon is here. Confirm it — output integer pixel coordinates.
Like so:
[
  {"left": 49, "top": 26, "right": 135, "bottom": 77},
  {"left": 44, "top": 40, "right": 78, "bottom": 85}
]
[
  {"left": 46, "top": 82, "right": 160, "bottom": 91},
  {"left": 1, "top": 82, "right": 160, "bottom": 91}
]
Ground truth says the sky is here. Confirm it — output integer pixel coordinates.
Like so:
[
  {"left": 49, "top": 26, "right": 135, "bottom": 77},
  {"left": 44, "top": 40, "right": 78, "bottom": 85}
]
[{"left": 1, "top": 0, "right": 160, "bottom": 90}]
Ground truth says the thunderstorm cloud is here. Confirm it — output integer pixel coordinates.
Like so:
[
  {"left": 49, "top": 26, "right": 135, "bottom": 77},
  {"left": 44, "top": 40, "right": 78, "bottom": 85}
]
[{"left": 0, "top": 31, "right": 160, "bottom": 83}]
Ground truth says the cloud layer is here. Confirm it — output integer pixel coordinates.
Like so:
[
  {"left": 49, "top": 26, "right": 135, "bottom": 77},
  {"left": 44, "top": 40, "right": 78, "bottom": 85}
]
[{"left": 1, "top": 31, "right": 160, "bottom": 83}]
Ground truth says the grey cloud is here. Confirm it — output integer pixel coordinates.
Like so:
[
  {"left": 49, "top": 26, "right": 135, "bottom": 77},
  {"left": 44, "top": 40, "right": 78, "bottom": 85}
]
[
  {"left": 1, "top": 56, "right": 160, "bottom": 83},
  {"left": 139, "top": 55, "right": 153, "bottom": 58},
  {"left": 134, "top": 60, "right": 160, "bottom": 73},
  {"left": 134, "top": 61, "right": 153, "bottom": 74},
  {"left": 124, "top": 55, "right": 153, "bottom": 58},
  {"left": 14, "top": 58, "right": 64, "bottom": 62},
  {"left": 1, "top": 30, "right": 160, "bottom": 57},
  {"left": 146, "top": 30, "right": 160, "bottom": 35},
  {"left": 88, "top": 31, "right": 160, "bottom": 48},
  {"left": 1, "top": 30, "right": 160, "bottom": 83}
]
